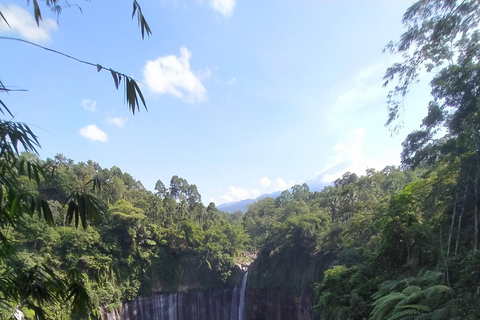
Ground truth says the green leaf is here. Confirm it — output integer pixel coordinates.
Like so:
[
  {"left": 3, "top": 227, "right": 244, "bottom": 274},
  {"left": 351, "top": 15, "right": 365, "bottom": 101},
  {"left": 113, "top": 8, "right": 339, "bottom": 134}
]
[
  {"left": 0, "top": 11, "right": 10, "bottom": 28},
  {"left": 32, "top": 0, "right": 42, "bottom": 26},
  {"left": 8, "top": 196, "right": 19, "bottom": 219},
  {"left": 110, "top": 70, "right": 120, "bottom": 89},
  {"left": 132, "top": 79, "right": 147, "bottom": 111},
  {"left": 132, "top": 0, "right": 152, "bottom": 39},
  {"left": 41, "top": 199, "right": 53, "bottom": 225}
]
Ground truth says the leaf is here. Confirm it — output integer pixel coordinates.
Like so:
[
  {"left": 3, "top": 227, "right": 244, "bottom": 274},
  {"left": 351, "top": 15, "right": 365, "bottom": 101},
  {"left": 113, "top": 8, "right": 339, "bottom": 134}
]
[
  {"left": 132, "top": 0, "right": 137, "bottom": 19},
  {"left": 110, "top": 70, "right": 120, "bottom": 89},
  {"left": 64, "top": 191, "right": 103, "bottom": 229},
  {"left": 132, "top": 0, "right": 152, "bottom": 39},
  {"left": 8, "top": 196, "right": 19, "bottom": 219},
  {"left": 66, "top": 199, "right": 77, "bottom": 225},
  {"left": 0, "top": 10, "right": 11, "bottom": 28},
  {"left": 0, "top": 99, "right": 13, "bottom": 117},
  {"left": 132, "top": 79, "right": 147, "bottom": 111},
  {"left": 33, "top": 0, "right": 42, "bottom": 26},
  {"left": 41, "top": 199, "right": 53, "bottom": 225},
  {"left": 96, "top": 64, "right": 102, "bottom": 72}
]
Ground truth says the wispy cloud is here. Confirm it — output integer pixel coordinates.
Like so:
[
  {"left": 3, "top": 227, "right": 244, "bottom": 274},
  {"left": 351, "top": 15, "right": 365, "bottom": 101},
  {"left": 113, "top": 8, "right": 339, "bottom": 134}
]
[
  {"left": 143, "top": 47, "right": 207, "bottom": 103},
  {"left": 328, "top": 63, "right": 385, "bottom": 127},
  {"left": 220, "top": 186, "right": 260, "bottom": 203},
  {"left": 210, "top": 0, "right": 235, "bottom": 17},
  {"left": 81, "top": 99, "right": 97, "bottom": 112},
  {"left": 258, "top": 177, "right": 294, "bottom": 191},
  {"left": 319, "top": 128, "right": 400, "bottom": 183},
  {"left": 106, "top": 116, "right": 127, "bottom": 128},
  {"left": 225, "top": 77, "right": 237, "bottom": 86},
  {"left": 321, "top": 128, "right": 365, "bottom": 183},
  {"left": 0, "top": 4, "right": 57, "bottom": 43},
  {"left": 273, "top": 178, "right": 294, "bottom": 191},
  {"left": 79, "top": 125, "right": 108, "bottom": 142},
  {"left": 219, "top": 176, "right": 295, "bottom": 204}
]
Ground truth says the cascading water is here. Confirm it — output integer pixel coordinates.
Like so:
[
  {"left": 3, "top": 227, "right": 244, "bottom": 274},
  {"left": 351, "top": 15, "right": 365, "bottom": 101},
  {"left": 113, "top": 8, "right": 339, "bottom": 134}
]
[
  {"left": 13, "top": 308, "right": 24, "bottom": 320},
  {"left": 238, "top": 271, "right": 248, "bottom": 320},
  {"left": 105, "top": 271, "right": 248, "bottom": 320}
]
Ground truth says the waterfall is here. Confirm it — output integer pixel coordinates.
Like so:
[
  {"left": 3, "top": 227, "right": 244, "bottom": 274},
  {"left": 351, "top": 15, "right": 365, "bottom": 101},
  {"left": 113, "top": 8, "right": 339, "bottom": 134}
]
[
  {"left": 107, "top": 271, "right": 249, "bottom": 320},
  {"left": 13, "top": 308, "right": 24, "bottom": 320},
  {"left": 238, "top": 271, "right": 248, "bottom": 320}
]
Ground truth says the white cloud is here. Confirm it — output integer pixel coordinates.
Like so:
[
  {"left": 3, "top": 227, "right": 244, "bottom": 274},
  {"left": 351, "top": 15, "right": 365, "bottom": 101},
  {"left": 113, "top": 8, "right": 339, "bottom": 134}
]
[
  {"left": 225, "top": 77, "right": 237, "bottom": 86},
  {"left": 321, "top": 128, "right": 365, "bottom": 183},
  {"left": 210, "top": 0, "right": 235, "bottom": 17},
  {"left": 259, "top": 177, "right": 272, "bottom": 188},
  {"left": 220, "top": 176, "right": 295, "bottom": 204},
  {"left": 106, "top": 116, "right": 127, "bottom": 128},
  {"left": 79, "top": 125, "right": 108, "bottom": 142},
  {"left": 81, "top": 99, "right": 96, "bottom": 112},
  {"left": 0, "top": 4, "right": 57, "bottom": 43},
  {"left": 274, "top": 178, "right": 294, "bottom": 191},
  {"left": 143, "top": 47, "right": 207, "bottom": 103},
  {"left": 328, "top": 63, "right": 385, "bottom": 127},
  {"left": 220, "top": 186, "right": 260, "bottom": 203},
  {"left": 320, "top": 128, "right": 400, "bottom": 183},
  {"left": 214, "top": 75, "right": 237, "bottom": 86}
]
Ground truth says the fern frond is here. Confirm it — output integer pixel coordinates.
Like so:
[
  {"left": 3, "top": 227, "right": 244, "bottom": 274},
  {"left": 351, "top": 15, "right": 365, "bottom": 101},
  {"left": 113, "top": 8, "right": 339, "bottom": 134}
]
[
  {"left": 402, "top": 286, "right": 422, "bottom": 295},
  {"left": 388, "top": 308, "right": 423, "bottom": 320},
  {"left": 371, "top": 292, "right": 405, "bottom": 320}
]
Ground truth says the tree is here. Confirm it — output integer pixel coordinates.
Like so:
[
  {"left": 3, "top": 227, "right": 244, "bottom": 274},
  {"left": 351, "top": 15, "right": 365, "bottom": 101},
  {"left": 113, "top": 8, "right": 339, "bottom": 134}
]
[
  {"left": 370, "top": 271, "right": 456, "bottom": 320},
  {"left": 154, "top": 179, "right": 168, "bottom": 198},
  {"left": 275, "top": 189, "right": 293, "bottom": 207},
  {"left": 384, "top": 0, "right": 480, "bottom": 251},
  {"left": 0, "top": 1, "right": 153, "bottom": 318}
]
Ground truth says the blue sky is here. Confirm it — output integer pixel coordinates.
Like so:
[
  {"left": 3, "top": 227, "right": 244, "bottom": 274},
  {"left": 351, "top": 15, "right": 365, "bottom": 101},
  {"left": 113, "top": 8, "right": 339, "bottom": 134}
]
[{"left": 0, "top": 0, "right": 431, "bottom": 205}]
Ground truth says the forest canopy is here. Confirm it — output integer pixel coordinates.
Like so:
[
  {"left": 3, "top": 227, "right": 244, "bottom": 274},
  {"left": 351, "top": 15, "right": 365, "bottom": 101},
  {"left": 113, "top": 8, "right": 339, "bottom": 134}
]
[{"left": 1, "top": 0, "right": 479, "bottom": 319}]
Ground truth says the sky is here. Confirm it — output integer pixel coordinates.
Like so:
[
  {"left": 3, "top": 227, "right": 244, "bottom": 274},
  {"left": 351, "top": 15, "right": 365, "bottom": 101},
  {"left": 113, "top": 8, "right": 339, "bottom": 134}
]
[{"left": 0, "top": 0, "right": 432, "bottom": 206}]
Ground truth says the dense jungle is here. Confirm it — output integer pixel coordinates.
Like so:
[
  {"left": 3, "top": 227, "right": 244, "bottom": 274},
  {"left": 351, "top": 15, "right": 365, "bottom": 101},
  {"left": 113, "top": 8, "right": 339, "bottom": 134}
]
[{"left": 1, "top": 0, "right": 479, "bottom": 319}]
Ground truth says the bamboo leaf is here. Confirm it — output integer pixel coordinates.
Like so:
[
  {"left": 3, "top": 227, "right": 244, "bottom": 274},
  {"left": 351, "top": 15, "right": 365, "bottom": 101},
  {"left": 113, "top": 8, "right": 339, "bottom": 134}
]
[
  {"left": 0, "top": 99, "right": 14, "bottom": 117},
  {"left": 41, "top": 199, "right": 53, "bottom": 225},
  {"left": 132, "top": 0, "right": 152, "bottom": 39},
  {"left": 0, "top": 11, "right": 10, "bottom": 28},
  {"left": 132, "top": 0, "right": 137, "bottom": 19},
  {"left": 9, "top": 196, "right": 19, "bottom": 219},
  {"left": 81, "top": 194, "right": 88, "bottom": 229},
  {"left": 33, "top": 0, "right": 42, "bottom": 26},
  {"left": 110, "top": 70, "right": 119, "bottom": 89},
  {"left": 66, "top": 200, "right": 76, "bottom": 225},
  {"left": 132, "top": 79, "right": 147, "bottom": 111}
]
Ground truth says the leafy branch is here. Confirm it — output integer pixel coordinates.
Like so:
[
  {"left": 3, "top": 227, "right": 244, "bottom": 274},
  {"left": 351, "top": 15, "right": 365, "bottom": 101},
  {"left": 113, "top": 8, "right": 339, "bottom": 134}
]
[
  {"left": 26, "top": 0, "right": 152, "bottom": 39},
  {"left": 0, "top": 36, "right": 148, "bottom": 115}
]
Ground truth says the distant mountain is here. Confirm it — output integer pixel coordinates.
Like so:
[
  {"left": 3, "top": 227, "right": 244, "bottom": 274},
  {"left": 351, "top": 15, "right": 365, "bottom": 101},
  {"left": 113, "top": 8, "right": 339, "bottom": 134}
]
[
  {"left": 217, "top": 163, "right": 349, "bottom": 213},
  {"left": 217, "top": 191, "right": 282, "bottom": 213}
]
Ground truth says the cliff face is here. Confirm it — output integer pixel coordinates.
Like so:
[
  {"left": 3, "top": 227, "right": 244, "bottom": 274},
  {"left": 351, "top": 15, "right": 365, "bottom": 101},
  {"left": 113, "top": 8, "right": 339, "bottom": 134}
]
[
  {"left": 246, "top": 288, "right": 318, "bottom": 320},
  {"left": 101, "top": 272, "right": 318, "bottom": 320},
  {"left": 102, "top": 272, "right": 248, "bottom": 320}
]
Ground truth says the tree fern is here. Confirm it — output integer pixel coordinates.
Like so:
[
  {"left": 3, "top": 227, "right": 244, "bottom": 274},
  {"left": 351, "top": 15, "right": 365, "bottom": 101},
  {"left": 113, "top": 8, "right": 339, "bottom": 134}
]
[{"left": 370, "top": 271, "right": 457, "bottom": 320}]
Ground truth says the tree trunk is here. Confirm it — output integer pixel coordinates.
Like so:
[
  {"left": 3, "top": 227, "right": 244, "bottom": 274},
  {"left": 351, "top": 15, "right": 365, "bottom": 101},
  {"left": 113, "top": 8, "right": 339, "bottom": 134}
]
[
  {"left": 455, "top": 185, "right": 468, "bottom": 257},
  {"left": 475, "top": 150, "right": 480, "bottom": 252},
  {"left": 447, "top": 192, "right": 458, "bottom": 256}
]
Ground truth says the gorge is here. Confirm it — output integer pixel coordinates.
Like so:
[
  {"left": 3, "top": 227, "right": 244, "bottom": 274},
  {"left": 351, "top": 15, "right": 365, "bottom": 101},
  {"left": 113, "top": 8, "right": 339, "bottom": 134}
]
[{"left": 102, "top": 271, "right": 317, "bottom": 320}]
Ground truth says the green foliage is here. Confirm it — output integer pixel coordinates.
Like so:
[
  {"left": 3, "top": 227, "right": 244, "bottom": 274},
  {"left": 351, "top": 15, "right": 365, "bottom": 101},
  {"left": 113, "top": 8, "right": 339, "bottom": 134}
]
[
  {"left": 314, "top": 265, "right": 380, "bottom": 320},
  {"left": 250, "top": 212, "right": 331, "bottom": 292},
  {"left": 370, "top": 271, "right": 457, "bottom": 320}
]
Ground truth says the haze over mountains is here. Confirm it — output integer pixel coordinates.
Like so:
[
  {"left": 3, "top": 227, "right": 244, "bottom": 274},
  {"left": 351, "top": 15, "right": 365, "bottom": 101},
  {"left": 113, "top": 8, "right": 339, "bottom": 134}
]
[{"left": 217, "top": 165, "right": 345, "bottom": 213}]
